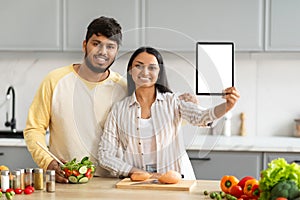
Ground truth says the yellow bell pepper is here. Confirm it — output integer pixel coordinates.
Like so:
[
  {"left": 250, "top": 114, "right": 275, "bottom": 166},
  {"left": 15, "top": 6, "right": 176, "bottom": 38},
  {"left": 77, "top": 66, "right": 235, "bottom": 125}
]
[
  {"left": 220, "top": 175, "right": 239, "bottom": 193},
  {"left": 243, "top": 179, "right": 259, "bottom": 196}
]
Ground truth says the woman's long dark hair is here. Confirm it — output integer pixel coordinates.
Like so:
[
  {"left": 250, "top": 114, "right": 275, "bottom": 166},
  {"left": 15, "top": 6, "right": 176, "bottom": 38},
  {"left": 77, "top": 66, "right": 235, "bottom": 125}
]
[{"left": 127, "top": 47, "right": 172, "bottom": 96}]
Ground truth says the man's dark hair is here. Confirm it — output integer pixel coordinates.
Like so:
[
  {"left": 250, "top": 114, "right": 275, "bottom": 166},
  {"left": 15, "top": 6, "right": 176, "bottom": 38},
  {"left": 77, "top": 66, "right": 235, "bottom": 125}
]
[{"left": 85, "top": 16, "right": 122, "bottom": 46}]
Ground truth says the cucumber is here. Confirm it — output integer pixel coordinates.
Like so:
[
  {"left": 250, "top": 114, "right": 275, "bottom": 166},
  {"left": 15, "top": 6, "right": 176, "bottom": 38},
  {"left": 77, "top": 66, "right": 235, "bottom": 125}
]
[
  {"left": 78, "top": 177, "right": 89, "bottom": 183},
  {"left": 79, "top": 166, "right": 88, "bottom": 174},
  {"left": 68, "top": 175, "right": 78, "bottom": 183}
]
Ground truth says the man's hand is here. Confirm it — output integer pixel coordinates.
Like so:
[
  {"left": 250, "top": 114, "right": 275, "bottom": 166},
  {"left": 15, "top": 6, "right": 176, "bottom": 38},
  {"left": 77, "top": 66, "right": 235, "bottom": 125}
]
[{"left": 47, "top": 159, "right": 69, "bottom": 183}]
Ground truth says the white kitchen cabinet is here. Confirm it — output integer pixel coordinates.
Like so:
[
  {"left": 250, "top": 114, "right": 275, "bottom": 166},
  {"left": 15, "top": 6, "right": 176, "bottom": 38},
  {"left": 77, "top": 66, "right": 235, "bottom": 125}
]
[
  {"left": 265, "top": 0, "right": 300, "bottom": 51},
  {"left": 144, "top": 0, "right": 264, "bottom": 51},
  {"left": 187, "top": 150, "right": 263, "bottom": 180},
  {"left": 263, "top": 152, "right": 300, "bottom": 169},
  {"left": 0, "top": 0, "right": 61, "bottom": 51},
  {"left": 64, "top": 0, "right": 141, "bottom": 51},
  {"left": 0, "top": 146, "right": 37, "bottom": 170}
]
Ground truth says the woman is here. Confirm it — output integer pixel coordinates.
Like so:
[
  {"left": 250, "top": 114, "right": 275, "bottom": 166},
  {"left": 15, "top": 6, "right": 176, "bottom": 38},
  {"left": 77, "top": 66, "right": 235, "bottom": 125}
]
[{"left": 98, "top": 47, "right": 240, "bottom": 180}]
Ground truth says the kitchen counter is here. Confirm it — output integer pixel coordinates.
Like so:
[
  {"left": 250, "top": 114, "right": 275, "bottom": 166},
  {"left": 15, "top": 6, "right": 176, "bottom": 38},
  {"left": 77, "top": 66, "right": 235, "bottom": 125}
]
[
  {"left": 0, "top": 138, "right": 26, "bottom": 147},
  {"left": 186, "top": 135, "right": 300, "bottom": 152},
  {"left": 9, "top": 177, "right": 219, "bottom": 200},
  {"left": 1, "top": 135, "right": 300, "bottom": 152}
]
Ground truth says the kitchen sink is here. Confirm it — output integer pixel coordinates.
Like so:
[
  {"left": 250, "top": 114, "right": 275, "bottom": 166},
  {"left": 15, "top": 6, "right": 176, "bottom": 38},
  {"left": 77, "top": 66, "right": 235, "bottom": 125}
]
[{"left": 0, "top": 130, "right": 24, "bottom": 138}]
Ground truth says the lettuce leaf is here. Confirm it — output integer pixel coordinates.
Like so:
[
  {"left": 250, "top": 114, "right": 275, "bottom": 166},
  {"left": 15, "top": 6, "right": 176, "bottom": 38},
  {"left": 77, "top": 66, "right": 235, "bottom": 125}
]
[{"left": 259, "top": 158, "right": 300, "bottom": 200}]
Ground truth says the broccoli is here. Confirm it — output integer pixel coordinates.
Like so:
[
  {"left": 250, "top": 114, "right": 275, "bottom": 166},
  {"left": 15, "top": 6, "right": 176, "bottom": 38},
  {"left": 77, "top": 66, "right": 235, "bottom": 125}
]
[{"left": 270, "top": 180, "right": 300, "bottom": 200}]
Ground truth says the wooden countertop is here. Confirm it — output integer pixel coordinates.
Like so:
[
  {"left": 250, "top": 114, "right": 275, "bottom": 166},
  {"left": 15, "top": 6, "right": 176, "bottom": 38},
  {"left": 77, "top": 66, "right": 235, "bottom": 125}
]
[{"left": 10, "top": 177, "right": 220, "bottom": 200}]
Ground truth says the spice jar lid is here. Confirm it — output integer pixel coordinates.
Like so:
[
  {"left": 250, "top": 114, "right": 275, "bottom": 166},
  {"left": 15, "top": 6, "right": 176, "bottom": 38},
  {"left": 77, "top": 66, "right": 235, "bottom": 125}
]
[
  {"left": 1, "top": 170, "right": 9, "bottom": 175},
  {"left": 34, "top": 168, "right": 44, "bottom": 173},
  {"left": 12, "top": 170, "right": 21, "bottom": 175},
  {"left": 46, "top": 170, "right": 55, "bottom": 175},
  {"left": 25, "top": 168, "right": 33, "bottom": 173},
  {"left": 16, "top": 168, "right": 25, "bottom": 173}
]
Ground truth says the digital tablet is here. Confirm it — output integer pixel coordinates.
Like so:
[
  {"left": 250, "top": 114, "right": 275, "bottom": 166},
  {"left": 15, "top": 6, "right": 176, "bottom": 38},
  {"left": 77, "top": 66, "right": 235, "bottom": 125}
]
[{"left": 196, "top": 42, "right": 234, "bottom": 95}]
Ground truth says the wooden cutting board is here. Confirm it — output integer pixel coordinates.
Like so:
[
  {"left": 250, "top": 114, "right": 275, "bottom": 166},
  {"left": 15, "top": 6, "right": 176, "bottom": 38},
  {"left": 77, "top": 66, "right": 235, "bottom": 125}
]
[{"left": 115, "top": 178, "right": 196, "bottom": 191}]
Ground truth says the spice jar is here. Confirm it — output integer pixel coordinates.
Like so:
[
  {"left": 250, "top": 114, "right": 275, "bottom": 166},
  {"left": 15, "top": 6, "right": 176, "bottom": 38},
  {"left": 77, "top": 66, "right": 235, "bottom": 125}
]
[
  {"left": 12, "top": 170, "right": 21, "bottom": 189},
  {"left": 34, "top": 168, "right": 44, "bottom": 190},
  {"left": 45, "top": 170, "right": 55, "bottom": 192},
  {"left": 25, "top": 168, "right": 33, "bottom": 187},
  {"left": 17, "top": 169, "right": 25, "bottom": 190},
  {"left": 1, "top": 170, "right": 10, "bottom": 192}
]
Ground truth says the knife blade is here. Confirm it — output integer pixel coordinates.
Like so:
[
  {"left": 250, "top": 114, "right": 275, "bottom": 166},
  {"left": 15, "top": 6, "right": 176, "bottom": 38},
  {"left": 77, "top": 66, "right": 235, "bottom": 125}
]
[{"left": 130, "top": 179, "right": 159, "bottom": 185}]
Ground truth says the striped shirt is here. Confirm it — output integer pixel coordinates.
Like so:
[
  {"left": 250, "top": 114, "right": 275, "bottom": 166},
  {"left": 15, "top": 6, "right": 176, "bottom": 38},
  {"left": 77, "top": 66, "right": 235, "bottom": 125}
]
[{"left": 98, "top": 91, "right": 217, "bottom": 180}]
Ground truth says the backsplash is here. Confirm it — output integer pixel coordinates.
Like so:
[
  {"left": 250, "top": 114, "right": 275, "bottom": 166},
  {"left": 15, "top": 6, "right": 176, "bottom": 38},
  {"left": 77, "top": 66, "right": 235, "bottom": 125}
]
[{"left": 0, "top": 51, "right": 300, "bottom": 138}]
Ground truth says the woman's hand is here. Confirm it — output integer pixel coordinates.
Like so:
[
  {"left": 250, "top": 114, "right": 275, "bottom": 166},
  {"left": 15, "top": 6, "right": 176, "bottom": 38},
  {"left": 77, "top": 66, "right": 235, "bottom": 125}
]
[
  {"left": 47, "top": 159, "right": 69, "bottom": 183},
  {"left": 222, "top": 87, "right": 240, "bottom": 112}
]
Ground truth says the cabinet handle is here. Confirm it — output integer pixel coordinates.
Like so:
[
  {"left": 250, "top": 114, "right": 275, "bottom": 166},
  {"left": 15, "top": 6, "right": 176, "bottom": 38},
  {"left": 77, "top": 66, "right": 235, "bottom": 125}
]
[
  {"left": 189, "top": 157, "right": 211, "bottom": 161},
  {"left": 0, "top": 152, "right": 3, "bottom": 156}
]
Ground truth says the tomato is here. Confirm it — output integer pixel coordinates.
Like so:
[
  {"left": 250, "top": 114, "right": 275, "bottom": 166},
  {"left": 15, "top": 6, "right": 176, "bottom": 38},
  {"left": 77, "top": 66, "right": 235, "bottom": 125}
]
[
  {"left": 275, "top": 198, "right": 288, "bottom": 200},
  {"left": 6, "top": 188, "right": 14, "bottom": 193},
  {"left": 14, "top": 188, "right": 23, "bottom": 194},
  {"left": 85, "top": 168, "right": 92, "bottom": 179},
  {"left": 237, "top": 176, "right": 255, "bottom": 189},
  {"left": 72, "top": 170, "right": 80, "bottom": 176},
  {"left": 24, "top": 187, "right": 33, "bottom": 195},
  {"left": 64, "top": 168, "right": 72, "bottom": 177},
  {"left": 229, "top": 185, "right": 244, "bottom": 198},
  {"left": 26, "top": 186, "right": 35, "bottom": 192}
]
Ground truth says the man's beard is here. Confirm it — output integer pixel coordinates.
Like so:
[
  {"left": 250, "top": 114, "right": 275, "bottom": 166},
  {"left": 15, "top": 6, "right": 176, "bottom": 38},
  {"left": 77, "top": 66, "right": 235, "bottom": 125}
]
[{"left": 84, "top": 53, "right": 114, "bottom": 73}]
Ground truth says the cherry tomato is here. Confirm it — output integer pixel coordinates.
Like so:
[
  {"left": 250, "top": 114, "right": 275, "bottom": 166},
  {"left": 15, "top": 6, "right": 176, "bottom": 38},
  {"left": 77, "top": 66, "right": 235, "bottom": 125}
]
[
  {"left": 72, "top": 170, "right": 80, "bottom": 176},
  {"left": 64, "top": 168, "right": 72, "bottom": 177},
  {"left": 26, "top": 186, "right": 35, "bottom": 192},
  {"left": 85, "top": 168, "right": 92, "bottom": 179},
  {"left": 14, "top": 188, "right": 23, "bottom": 194},
  {"left": 6, "top": 188, "right": 14, "bottom": 193},
  {"left": 24, "top": 187, "right": 33, "bottom": 195}
]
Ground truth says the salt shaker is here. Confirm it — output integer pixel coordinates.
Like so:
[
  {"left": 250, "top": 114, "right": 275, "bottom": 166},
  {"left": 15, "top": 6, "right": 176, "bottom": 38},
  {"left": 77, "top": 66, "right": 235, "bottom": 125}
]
[
  {"left": 45, "top": 170, "right": 55, "bottom": 192},
  {"left": 1, "top": 170, "right": 10, "bottom": 192}
]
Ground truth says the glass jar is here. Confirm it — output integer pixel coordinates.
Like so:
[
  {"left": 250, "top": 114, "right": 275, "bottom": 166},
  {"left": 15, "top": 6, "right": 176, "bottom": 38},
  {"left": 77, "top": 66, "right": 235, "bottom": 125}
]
[
  {"left": 25, "top": 168, "right": 33, "bottom": 187},
  {"left": 1, "top": 170, "right": 10, "bottom": 192},
  {"left": 17, "top": 169, "right": 25, "bottom": 190},
  {"left": 34, "top": 168, "right": 44, "bottom": 190},
  {"left": 12, "top": 170, "right": 21, "bottom": 189},
  {"left": 45, "top": 170, "right": 55, "bottom": 192}
]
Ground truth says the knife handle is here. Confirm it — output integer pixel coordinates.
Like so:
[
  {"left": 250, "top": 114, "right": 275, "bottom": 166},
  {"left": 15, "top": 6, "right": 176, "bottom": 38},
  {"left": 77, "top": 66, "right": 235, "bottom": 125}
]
[{"left": 189, "top": 157, "right": 211, "bottom": 161}]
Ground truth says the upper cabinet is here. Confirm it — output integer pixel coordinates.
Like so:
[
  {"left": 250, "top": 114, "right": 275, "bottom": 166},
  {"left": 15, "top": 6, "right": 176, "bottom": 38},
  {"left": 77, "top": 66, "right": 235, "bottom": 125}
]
[
  {"left": 0, "top": 0, "right": 300, "bottom": 52},
  {"left": 64, "top": 0, "right": 140, "bottom": 51},
  {"left": 144, "top": 0, "right": 264, "bottom": 51},
  {"left": 0, "top": 0, "right": 62, "bottom": 51},
  {"left": 265, "top": 0, "right": 300, "bottom": 51}
]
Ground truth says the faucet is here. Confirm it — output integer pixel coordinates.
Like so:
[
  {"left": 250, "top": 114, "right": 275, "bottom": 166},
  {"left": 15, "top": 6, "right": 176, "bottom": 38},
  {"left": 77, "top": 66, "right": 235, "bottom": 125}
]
[{"left": 5, "top": 86, "right": 16, "bottom": 133}]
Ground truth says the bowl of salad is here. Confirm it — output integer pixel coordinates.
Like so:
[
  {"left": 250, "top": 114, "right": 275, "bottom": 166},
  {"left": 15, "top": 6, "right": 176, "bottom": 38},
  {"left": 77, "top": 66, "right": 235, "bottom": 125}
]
[{"left": 61, "top": 156, "right": 95, "bottom": 184}]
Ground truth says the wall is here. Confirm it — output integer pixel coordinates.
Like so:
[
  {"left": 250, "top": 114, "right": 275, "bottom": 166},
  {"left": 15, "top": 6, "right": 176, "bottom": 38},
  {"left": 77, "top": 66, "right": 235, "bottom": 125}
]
[{"left": 0, "top": 51, "right": 299, "bottom": 138}]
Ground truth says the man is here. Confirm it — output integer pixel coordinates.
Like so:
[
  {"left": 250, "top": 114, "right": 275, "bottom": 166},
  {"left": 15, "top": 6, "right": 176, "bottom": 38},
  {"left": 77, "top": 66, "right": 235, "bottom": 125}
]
[{"left": 24, "top": 16, "right": 127, "bottom": 183}]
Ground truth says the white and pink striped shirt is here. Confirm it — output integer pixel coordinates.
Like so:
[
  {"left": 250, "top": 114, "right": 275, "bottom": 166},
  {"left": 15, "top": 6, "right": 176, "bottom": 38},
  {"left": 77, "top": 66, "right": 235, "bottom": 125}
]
[{"left": 98, "top": 91, "right": 217, "bottom": 180}]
